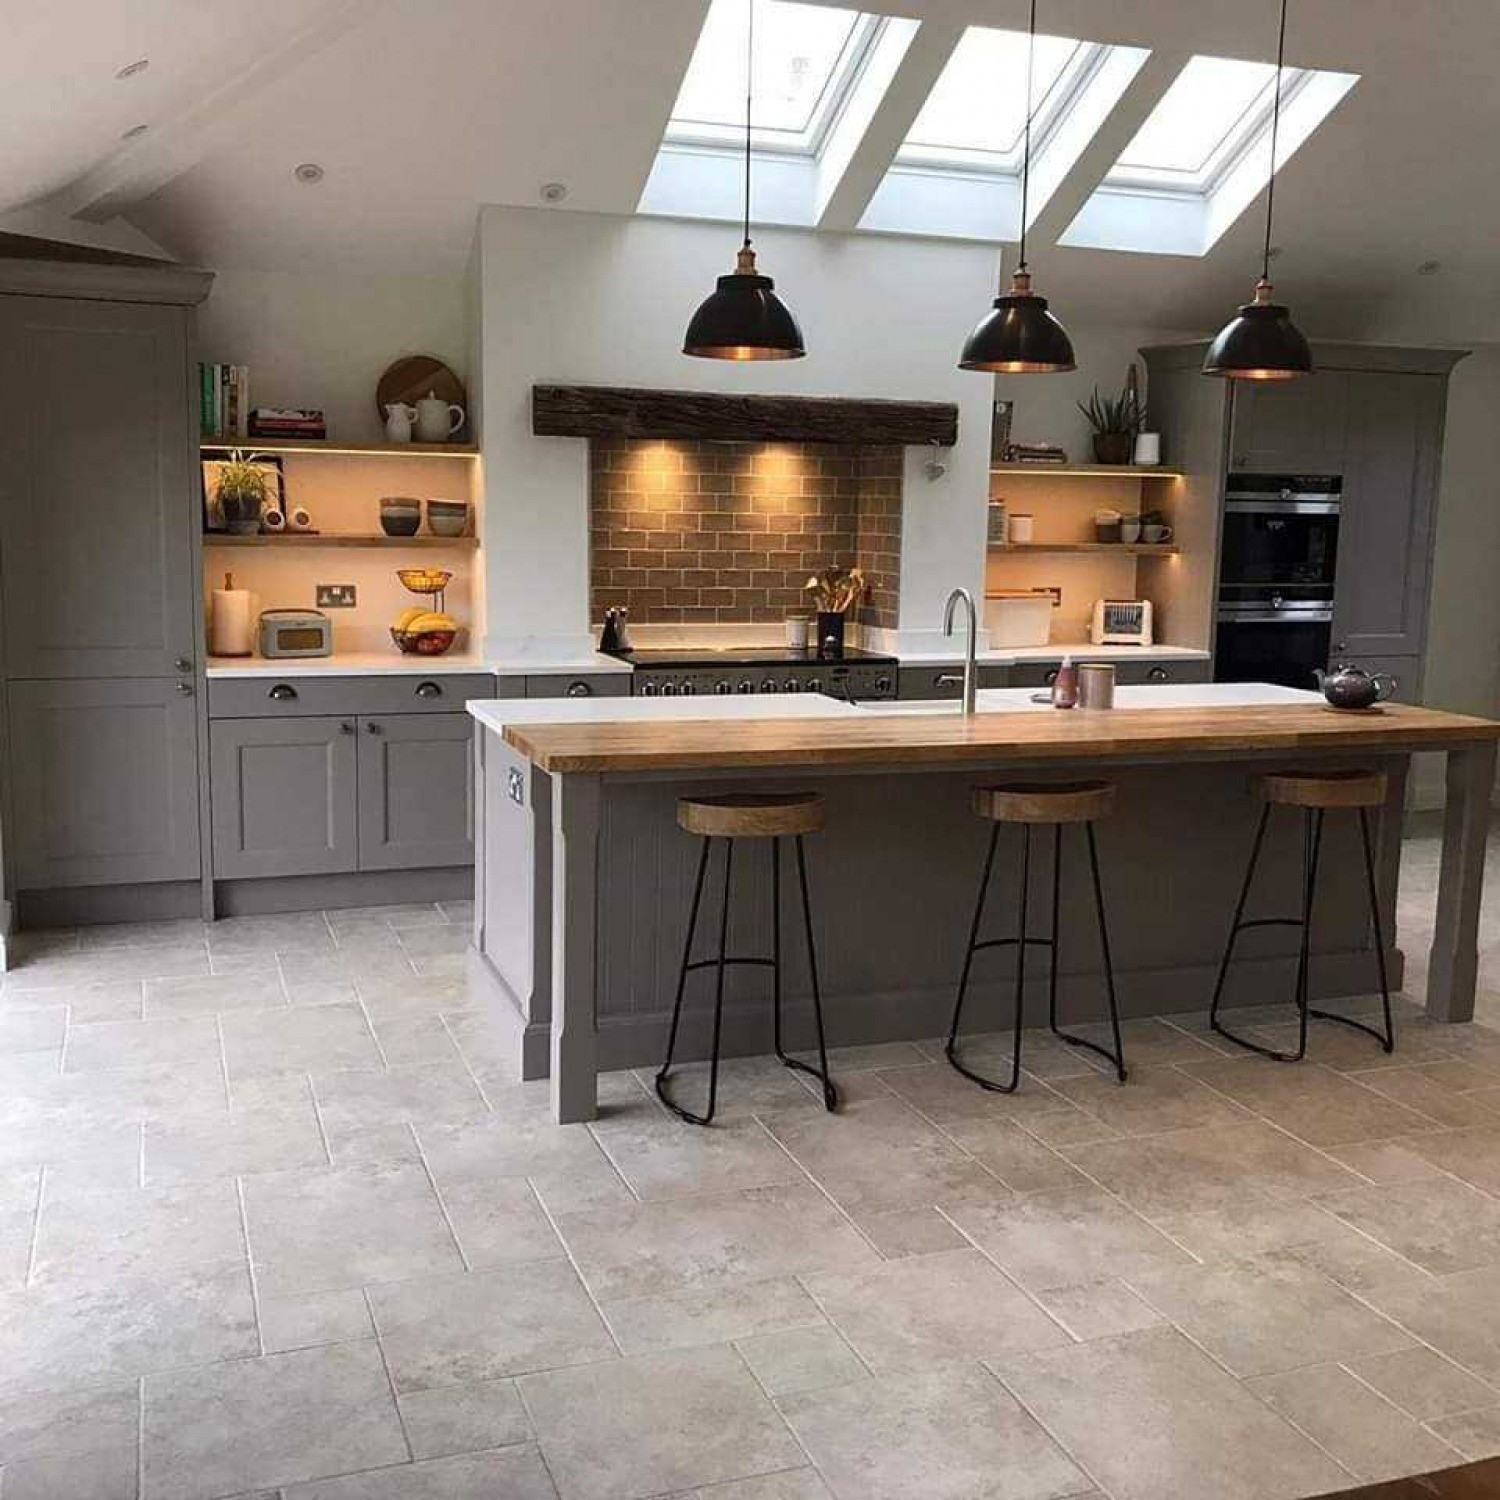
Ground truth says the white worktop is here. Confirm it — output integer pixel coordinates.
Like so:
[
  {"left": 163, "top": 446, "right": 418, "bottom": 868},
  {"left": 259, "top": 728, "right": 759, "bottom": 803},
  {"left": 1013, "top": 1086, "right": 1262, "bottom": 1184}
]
[
  {"left": 205, "top": 650, "right": 631, "bottom": 679},
  {"left": 467, "top": 681, "right": 1316, "bottom": 733},
  {"left": 897, "top": 643, "right": 1213, "bottom": 666}
]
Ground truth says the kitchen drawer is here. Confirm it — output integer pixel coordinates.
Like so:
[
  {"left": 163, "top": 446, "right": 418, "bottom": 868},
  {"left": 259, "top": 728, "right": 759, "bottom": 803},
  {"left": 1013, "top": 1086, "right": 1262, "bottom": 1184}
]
[
  {"left": 898, "top": 665, "right": 1009, "bottom": 700},
  {"left": 527, "top": 673, "right": 631, "bottom": 699},
  {"left": 1110, "top": 658, "right": 1212, "bottom": 687},
  {"left": 209, "top": 673, "right": 496, "bottom": 719},
  {"left": 1009, "top": 658, "right": 1211, "bottom": 688}
]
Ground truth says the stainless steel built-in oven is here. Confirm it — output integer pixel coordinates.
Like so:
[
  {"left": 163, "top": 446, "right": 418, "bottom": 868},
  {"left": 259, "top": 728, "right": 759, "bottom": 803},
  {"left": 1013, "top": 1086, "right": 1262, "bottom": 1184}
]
[
  {"left": 1218, "top": 474, "right": 1341, "bottom": 599},
  {"left": 1215, "top": 474, "right": 1341, "bottom": 690}
]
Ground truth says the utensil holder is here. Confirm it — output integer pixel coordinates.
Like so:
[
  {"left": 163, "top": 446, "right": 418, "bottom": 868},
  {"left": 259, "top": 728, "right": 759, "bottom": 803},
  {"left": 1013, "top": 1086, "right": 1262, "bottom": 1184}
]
[{"left": 816, "top": 611, "right": 845, "bottom": 657}]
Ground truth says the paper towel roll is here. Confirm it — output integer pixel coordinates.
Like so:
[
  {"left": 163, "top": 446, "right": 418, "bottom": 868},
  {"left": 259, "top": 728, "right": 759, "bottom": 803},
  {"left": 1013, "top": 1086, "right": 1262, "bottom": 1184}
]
[{"left": 210, "top": 573, "right": 256, "bottom": 657}]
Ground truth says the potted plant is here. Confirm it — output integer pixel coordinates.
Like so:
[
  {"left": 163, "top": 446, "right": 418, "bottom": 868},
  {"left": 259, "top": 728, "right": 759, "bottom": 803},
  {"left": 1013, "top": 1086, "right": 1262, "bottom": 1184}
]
[
  {"left": 803, "top": 566, "right": 869, "bottom": 656},
  {"left": 213, "top": 451, "right": 275, "bottom": 534},
  {"left": 1078, "top": 382, "right": 1144, "bottom": 465}
]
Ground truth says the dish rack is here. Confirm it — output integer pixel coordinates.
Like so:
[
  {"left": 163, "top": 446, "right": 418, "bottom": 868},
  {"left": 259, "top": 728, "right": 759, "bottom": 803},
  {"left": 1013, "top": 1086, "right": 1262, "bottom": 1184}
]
[{"left": 391, "top": 568, "right": 457, "bottom": 655}]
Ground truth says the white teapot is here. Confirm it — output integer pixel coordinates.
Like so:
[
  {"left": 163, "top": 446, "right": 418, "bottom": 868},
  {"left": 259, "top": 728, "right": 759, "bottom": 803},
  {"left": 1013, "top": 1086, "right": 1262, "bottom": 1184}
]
[
  {"left": 383, "top": 402, "right": 418, "bottom": 443},
  {"left": 415, "top": 391, "right": 465, "bottom": 442}
]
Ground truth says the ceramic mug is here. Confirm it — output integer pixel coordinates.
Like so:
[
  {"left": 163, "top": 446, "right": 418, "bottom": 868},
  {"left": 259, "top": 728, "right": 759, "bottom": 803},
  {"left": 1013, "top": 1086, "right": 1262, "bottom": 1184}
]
[
  {"left": 1120, "top": 518, "right": 1142, "bottom": 544},
  {"left": 1143, "top": 523, "right": 1174, "bottom": 543}
]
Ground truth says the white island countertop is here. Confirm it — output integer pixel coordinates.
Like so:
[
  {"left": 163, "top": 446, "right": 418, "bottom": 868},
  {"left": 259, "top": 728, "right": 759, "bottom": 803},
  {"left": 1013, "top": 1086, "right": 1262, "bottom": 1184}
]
[{"left": 467, "top": 681, "right": 1317, "bottom": 733}]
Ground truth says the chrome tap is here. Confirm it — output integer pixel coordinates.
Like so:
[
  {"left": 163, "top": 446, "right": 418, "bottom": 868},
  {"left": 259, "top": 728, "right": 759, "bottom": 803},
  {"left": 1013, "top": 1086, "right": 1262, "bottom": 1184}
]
[{"left": 937, "top": 587, "right": 978, "bottom": 715}]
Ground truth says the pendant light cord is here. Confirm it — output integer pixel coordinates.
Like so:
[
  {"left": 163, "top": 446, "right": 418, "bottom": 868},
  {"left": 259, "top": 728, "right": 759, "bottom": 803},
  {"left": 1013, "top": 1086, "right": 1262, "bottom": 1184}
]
[
  {"left": 743, "top": 0, "right": 755, "bottom": 251},
  {"left": 1017, "top": 0, "right": 1037, "bottom": 274},
  {"left": 1262, "top": 0, "right": 1289, "bottom": 283}
]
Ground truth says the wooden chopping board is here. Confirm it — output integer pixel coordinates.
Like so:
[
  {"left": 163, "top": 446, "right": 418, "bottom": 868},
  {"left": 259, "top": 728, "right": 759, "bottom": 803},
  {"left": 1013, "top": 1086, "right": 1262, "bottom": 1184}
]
[{"left": 376, "top": 355, "right": 468, "bottom": 434}]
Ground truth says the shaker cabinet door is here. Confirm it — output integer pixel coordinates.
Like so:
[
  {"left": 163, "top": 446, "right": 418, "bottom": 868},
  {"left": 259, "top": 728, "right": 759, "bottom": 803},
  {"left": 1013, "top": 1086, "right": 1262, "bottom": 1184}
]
[
  {"left": 0, "top": 296, "right": 197, "bottom": 678},
  {"left": 211, "top": 717, "right": 358, "bottom": 879},
  {"left": 1228, "top": 372, "right": 1350, "bottom": 473},
  {"left": 7, "top": 678, "right": 201, "bottom": 888},
  {"left": 356, "top": 712, "right": 474, "bottom": 870},
  {"left": 1333, "top": 372, "right": 1446, "bottom": 659}
]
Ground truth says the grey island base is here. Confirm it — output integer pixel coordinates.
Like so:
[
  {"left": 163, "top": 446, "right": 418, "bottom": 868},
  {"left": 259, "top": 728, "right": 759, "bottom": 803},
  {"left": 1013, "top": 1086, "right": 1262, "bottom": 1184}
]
[{"left": 467, "top": 687, "right": 1500, "bottom": 1123}]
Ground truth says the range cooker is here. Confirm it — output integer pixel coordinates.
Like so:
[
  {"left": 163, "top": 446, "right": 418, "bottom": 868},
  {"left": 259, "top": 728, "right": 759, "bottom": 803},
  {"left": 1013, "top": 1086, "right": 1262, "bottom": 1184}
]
[{"left": 608, "top": 647, "right": 899, "bottom": 700}]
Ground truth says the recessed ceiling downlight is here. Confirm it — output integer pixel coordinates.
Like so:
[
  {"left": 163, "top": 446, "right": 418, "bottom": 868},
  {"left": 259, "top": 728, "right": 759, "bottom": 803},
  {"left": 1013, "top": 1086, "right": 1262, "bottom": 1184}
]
[
  {"left": 293, "top": 163, "right": 325, "bottom": 184},
  {"left": 115, "top": 58, "right": 149, "bottom": 79},
  {"left": 540, "top": 182, "right": 568, "bottom": 203}
]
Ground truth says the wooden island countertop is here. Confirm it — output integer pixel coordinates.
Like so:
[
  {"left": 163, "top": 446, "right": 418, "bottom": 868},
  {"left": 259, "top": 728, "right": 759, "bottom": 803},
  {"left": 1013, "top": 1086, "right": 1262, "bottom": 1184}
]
[{"left": 502, "top": 700, "right": 1500, "bottom": 775}]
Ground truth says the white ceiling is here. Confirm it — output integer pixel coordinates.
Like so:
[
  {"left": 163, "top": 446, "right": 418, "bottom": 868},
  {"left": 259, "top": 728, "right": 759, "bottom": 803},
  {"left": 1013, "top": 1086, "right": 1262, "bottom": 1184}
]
[{"left": 4, "top": 0, "right": 1499, "bottom": 341}]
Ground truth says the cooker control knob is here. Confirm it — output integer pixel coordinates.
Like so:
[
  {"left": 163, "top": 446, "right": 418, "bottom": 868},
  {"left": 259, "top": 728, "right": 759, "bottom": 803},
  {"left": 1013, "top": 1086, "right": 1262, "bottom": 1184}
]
[
  {"left": 639, "top": 681, "right": 658, "bottom": 697},
  {"left": 735, "top": 680, "right": 754, "bottom": 694},
  {"left": 660, "top": 681, "right": 677, "bottom": 696},
  {"left": 714, "top": 680, "right": 732, "bottom": 695},
  {"left": 784, "top": 678, "right": 800, "bottom": 693},
  {"left": 807, "top": 677, "right": 822, "bottom": 694},
  {"left": 874, "top": 675, "right": 893, "bottom": 695},
  {"left": 679, "top": 680, "right": 696, "bottom": 695},
  {"left": 760, "top": 679, "right": 778, "bottom": 693}
]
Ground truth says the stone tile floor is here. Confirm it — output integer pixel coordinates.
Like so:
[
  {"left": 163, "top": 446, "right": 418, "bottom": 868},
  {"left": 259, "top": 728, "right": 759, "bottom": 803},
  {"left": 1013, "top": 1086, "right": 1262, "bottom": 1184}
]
[{"left": 0, "top": 835, "right": 1498, "bottom": 1499}]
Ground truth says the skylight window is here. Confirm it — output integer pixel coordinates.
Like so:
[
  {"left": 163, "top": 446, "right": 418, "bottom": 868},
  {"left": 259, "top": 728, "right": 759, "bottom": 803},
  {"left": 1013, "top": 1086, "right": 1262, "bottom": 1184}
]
[
  {"left": 666, "top": 0, "right": 883, "bottom": 156},
  {"left": 897, "top": 27, "right": 1106, "bottom": 173},
  {"left": 1108, "top": 55, "right": 1312, "bottom": 194}
]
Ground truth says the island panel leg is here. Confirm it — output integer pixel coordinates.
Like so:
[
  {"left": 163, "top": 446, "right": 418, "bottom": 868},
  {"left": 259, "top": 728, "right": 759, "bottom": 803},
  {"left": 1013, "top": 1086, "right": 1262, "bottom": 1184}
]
[
  {"left": 1428, "top": 740, "right": 1497, "bottom": 1023},
  {"left": 551, "top": 771, "right": 602, "bottom": 1123}
]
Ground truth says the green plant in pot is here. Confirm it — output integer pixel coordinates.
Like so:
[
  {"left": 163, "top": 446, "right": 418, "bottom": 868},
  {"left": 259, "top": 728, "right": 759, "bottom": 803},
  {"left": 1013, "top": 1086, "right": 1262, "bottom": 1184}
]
[
  {"left": 1078, "top": 383, "right": 1144, "bottom": 465},
  {"left": 214, "top": 451, "right": 274, "bottom": 535}
]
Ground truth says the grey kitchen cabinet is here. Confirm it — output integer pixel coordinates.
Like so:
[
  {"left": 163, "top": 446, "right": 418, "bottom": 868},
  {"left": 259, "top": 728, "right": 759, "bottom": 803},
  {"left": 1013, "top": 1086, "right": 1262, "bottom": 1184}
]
[
  {"left": 527, "top": 673, "right": 631, "bottom": 698},
  {"left": 898, "top": 664, "right": 1009, "bottom": 699},
  {"left": 211, "top": 716, "right": 359, "bottom": 879},
  {"left": 1227, "top": 372, "right": 1351, "bottom": 473},
  {"left": 7, "top": 678, "right": 202, "bottom": 889},
  {"left": 357, "top": 712, "right": 474, "bottom": 870},
  {"left": 0, "top": 296, "right": 198, "bottom": 680},
  {"left": 1332, "top": 372, "right": 1447, "bottom": 659},
  {"left": 1110, "top": 657, "right": 1213, "bottom": 686}
]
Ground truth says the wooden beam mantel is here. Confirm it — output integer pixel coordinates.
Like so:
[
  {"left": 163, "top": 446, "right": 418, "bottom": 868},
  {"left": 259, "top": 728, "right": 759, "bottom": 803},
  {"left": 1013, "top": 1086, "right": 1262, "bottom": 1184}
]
[{"left": 532, "top": 384, "right": 958, "bottom": 447}]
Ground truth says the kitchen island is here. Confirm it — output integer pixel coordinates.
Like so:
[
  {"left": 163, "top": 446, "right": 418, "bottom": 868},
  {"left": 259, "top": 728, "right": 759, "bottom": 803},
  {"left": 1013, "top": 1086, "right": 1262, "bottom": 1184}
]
[{"left": 468, "top": 686, "right": 1500, "bottom": 1122}]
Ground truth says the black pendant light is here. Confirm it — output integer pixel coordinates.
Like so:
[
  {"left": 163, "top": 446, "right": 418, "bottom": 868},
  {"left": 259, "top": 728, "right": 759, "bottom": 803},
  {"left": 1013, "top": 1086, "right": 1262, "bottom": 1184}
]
[
  {"left": 959, "top": 0, "right": 1075, "bottom": 374},
  {"left": 683, "top": 0, "right": 805, "bottom": 361},
  {"left": 1203, "top": 0, "right": 1311, "bottom": 380}
]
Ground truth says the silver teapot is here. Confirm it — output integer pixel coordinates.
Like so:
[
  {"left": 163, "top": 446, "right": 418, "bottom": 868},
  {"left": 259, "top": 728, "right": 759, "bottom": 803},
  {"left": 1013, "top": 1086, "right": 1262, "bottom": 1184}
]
[{"left": 1314, "top": 663, "right": 1397, "bottom": 711}]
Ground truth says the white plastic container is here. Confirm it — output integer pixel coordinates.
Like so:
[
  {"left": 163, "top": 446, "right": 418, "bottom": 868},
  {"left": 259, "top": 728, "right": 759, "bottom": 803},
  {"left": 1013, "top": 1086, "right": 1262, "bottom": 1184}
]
[{"left": 984, "top": 592, "right": 1053, "bottom": 648}]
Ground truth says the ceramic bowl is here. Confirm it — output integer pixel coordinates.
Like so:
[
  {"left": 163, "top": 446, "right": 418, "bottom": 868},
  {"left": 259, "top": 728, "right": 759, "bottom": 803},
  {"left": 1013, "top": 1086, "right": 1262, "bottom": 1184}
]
[
  {"left": 427, "top": 504, "right": 469, "bottom": 537},
  {"left": 380, "top": 513, "right": 421, "bottom": 537}
]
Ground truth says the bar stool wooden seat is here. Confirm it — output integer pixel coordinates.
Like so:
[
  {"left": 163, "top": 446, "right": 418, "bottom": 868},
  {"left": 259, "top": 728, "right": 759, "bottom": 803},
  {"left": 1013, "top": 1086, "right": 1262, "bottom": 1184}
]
[
  {"left": 946, "top": 780, "right": 1128, "bottom": 1093},
  {"left": 656, "top": 792, "right": 837, "bottom": 1125},
  {"left": 1209, "top": 769, "right": 1394, "bottom": 1061}
]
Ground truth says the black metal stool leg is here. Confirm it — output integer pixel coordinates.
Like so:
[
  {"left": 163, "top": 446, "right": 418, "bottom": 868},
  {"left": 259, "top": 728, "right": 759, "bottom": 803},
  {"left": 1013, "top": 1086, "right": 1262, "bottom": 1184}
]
[
  {"left": 1040, "top": 822, "right": 1128, "bottom": 1081},
  {"left": 1209, "top": 803, "right": 1316, "bottom": 1061},
  {"left": 1288, "top": 808, "right": 1325, "bottom": 1062},
  {"left": 776, "top": 834, "right": 838, "bottom": 1111},
  {"left": 1308, "top": 806, "right": 1396, "bottom": 1052},
  {"left": 656, "top": 838, "right": 713, "bottom": 1120},
  {"left": 655, "top": 835, "right": 734, "bottom": 1125}
]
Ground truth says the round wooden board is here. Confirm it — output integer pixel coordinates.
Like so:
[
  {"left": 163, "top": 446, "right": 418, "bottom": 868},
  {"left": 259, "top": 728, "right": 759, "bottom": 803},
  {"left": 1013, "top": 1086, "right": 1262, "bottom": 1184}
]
[
  {"left": 1320, "top": 702, "right": 1387, "bottom": 715},
  {"left": 376, "top": 355, "right": 468, "bottom": 433}
]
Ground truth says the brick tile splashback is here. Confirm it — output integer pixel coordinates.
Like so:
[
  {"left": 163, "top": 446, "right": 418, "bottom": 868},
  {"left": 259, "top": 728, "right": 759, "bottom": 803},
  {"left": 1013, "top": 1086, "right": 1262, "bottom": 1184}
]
[{"left": 589, "top": 439, "right": 903, "bottom": 629}]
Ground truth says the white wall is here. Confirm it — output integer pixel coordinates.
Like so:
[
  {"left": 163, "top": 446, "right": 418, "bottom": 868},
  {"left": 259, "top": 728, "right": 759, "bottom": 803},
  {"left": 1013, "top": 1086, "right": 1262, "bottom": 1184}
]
[
  {"left": 196, "top": 268, "right": 469, "bottom": 444},
  {"left": 475, "top": 206, "right": 998, "bottom": 654}
]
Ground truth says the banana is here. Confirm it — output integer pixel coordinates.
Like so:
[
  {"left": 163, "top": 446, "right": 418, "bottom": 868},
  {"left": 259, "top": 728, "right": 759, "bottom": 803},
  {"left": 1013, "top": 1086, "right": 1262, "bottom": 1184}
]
[
  {"left": 408, "top": 611, "right": 457, "bottom": 633},
  {"left": 394, "top": 606, "right": 426, "bottom": 632}
]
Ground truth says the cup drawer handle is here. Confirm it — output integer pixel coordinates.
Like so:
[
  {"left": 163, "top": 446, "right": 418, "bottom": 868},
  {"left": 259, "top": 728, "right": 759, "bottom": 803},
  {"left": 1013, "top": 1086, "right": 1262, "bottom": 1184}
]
[
  {"left": 415, "top": 681, "right": 443, "bottom": 699},
  {"left": 268, "top": 684, "right": 298, "bottom": 701}
]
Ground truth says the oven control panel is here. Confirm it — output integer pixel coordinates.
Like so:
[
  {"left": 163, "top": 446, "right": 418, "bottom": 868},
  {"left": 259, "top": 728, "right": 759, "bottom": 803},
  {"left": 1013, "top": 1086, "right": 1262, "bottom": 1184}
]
[{"left": 633, "top": 665, "right": 896, "bottom": 701}]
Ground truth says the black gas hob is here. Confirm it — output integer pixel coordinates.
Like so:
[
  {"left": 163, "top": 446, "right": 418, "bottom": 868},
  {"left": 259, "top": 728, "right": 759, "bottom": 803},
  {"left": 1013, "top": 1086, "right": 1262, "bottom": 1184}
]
[{"left": 605, "top": 646, "right": 898, "bottom": 699}]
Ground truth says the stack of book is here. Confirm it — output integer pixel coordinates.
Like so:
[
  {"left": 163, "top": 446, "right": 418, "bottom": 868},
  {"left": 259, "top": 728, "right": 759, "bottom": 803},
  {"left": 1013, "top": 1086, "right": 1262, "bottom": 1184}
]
[
  {"left": 1003, "top": 442, "right": 1069, "bottom": 465},
  {"left": 248, "top": 407, "right": 327, "bottom": 442},
  {"left": 199, "top": 364, "right": 250, "bottom": 439}
]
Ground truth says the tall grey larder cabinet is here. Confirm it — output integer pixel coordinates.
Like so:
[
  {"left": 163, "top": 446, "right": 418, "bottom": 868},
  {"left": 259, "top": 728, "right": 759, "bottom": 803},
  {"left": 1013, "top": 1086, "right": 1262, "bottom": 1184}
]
[{"left": 0, "top": 259, "right": 213, "bottom": 920}]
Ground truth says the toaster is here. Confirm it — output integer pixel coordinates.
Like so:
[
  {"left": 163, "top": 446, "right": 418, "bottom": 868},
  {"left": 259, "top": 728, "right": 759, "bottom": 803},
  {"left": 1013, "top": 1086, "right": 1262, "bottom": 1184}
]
[
  {"left": 1090, "top": 599, "right": 1153, "bottom": 646},
  {"left": 258, "top": 609, "right": 333, "bottom": 658}
]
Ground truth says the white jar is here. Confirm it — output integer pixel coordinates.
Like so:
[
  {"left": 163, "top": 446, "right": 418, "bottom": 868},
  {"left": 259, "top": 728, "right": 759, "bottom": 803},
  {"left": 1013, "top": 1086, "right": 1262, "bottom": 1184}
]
[{"left": 1009, "top": 513, "right": 1035, "bottom": 544}]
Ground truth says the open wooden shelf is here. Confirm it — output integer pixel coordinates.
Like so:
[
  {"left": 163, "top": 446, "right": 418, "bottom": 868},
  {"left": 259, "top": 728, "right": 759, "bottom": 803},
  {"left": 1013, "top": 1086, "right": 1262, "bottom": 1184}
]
[
  {"left": 989, "top": 542, "right": 1179, "bottom": 556},
  {"left": 990, "top": 464, "right": 1183, "bottom": 479},
  {"left": 202, "top": 533, "right": 478, "bottom": 549},
  {"left": 201, "top": 439, "right": 478, "bottom": 458}
]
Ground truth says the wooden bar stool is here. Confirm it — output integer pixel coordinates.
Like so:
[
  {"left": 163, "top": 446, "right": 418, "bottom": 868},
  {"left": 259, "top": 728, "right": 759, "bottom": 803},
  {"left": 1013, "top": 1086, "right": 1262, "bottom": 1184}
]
[
  {"left": 946, "top": 781, "right": 1128, "bottom": 1093},
  {"left": 655, "top": 792, "right": 838, "bottom": 1126},
  {"left": 1209, "top": 769, "right": 1394, "bottom": 1061}
]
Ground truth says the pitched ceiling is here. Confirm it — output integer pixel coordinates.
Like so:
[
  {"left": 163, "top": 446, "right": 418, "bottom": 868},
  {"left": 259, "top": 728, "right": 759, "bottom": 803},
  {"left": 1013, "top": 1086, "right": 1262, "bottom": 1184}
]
[{"left": 4, "top": 0, "right": 1498, "bottom": 341}]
